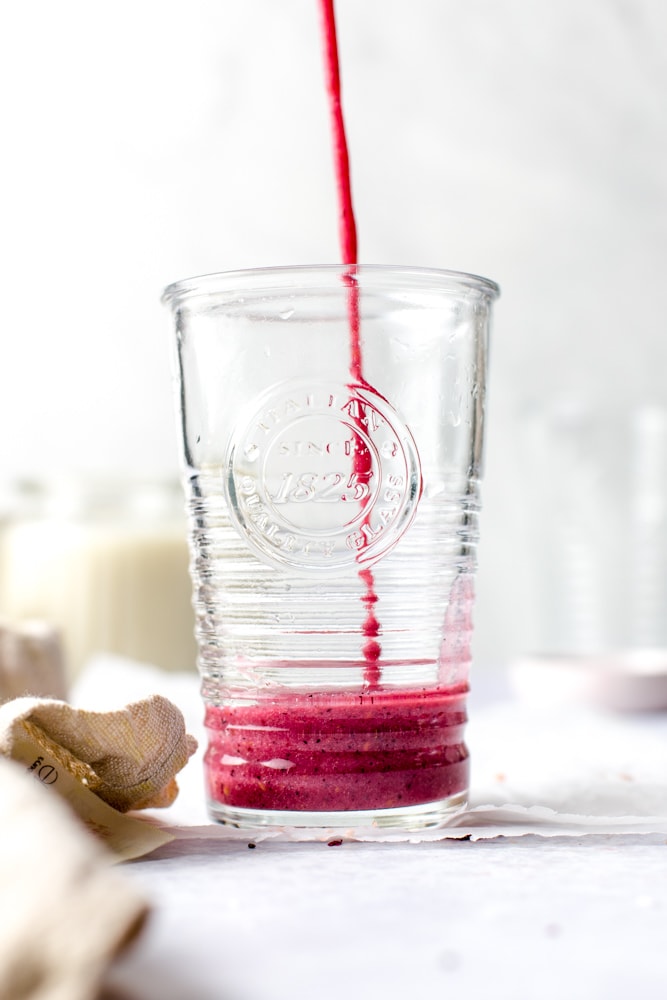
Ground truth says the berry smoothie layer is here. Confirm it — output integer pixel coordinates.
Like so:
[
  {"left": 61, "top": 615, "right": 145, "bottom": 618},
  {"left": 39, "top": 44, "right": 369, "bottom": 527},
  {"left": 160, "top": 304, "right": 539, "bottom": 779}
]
[{"left": 204, "top": 684, "right": 469, "bottom": 813}]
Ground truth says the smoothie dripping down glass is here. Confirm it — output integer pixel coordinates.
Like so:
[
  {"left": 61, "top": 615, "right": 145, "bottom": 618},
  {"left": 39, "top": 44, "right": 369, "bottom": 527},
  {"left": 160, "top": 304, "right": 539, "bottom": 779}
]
[{"left": 162, "top": 1, "right": 499, "bottom": 833}]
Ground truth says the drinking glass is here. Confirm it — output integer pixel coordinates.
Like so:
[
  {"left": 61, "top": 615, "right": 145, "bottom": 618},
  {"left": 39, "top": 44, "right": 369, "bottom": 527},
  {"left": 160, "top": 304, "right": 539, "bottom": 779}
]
[{"left": 163, "top": 264, "right": 499, "bottom": 832}]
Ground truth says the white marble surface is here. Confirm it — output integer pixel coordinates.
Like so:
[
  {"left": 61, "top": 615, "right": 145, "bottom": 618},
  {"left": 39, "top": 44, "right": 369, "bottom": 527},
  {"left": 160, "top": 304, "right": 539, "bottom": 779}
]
[
  {"left": 105, "top": 831, "right": 667, "bottom": 1000},
  {"left": 72, "top": 659, "right": 667, "bottom": 999}
]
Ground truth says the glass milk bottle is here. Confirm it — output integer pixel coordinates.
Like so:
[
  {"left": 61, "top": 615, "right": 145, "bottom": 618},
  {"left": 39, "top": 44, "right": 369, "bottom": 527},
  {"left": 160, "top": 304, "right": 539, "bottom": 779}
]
[{"left": 0, "top": 477, "right": 197, "bottom": 680}]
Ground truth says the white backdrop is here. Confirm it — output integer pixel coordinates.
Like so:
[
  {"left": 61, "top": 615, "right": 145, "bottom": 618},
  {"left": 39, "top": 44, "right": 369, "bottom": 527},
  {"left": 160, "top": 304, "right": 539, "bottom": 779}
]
[{"left": 1, "top": 0, "right": 666, "bottom": 668}]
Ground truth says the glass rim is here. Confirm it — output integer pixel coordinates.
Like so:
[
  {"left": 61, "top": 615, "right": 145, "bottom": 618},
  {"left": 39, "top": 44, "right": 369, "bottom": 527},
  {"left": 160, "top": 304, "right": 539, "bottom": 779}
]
[{"left": 161, "top": 263, "right": 500, "bottom": 308}]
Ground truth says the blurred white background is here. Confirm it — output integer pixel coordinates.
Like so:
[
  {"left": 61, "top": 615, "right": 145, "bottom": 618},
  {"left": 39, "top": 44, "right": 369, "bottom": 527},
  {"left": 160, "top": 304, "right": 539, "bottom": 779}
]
[{"left": 1, "top": 0, "right": 666, "bottom": 670}]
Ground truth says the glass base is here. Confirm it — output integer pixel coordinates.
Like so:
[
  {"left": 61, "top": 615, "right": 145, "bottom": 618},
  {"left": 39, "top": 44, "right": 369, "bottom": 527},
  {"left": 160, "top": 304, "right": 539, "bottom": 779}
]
[{"left": 207, "top": 791, "right": 468, "bottom": 837}]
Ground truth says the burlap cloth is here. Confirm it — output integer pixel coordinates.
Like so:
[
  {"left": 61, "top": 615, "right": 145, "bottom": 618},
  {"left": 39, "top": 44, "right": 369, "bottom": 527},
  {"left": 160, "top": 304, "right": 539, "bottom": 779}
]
[
  {"left": 0, "top": 694, "right": 198, "bottom": 814},
  {"left": 0, "top": 622, "right": 198, "bottom": 1000}
]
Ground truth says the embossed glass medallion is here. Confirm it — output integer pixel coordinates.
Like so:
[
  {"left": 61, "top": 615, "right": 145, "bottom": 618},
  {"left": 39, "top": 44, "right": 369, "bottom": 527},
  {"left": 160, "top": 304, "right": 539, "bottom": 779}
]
[{"left": 225, "top": 381, "right": 422, "bottom": 572}]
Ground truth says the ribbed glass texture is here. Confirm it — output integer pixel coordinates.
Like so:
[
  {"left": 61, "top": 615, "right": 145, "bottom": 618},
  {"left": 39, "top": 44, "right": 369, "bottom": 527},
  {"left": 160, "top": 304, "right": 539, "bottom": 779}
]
[
  {"left": 190, "top": 471, "right": 479, "bottom": 692},
  {"left": 163, "top": 265, "right": 498, "bottom": 831}
]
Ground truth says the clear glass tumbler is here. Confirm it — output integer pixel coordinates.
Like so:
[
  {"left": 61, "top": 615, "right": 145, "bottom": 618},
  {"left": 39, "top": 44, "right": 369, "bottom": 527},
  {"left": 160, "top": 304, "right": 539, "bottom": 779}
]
[{"left": 163, "top": 265, "right": 499, "bottom": 832}]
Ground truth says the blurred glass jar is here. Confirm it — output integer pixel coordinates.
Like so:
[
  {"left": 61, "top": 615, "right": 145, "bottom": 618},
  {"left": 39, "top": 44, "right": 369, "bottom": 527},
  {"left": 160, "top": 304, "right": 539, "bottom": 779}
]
[
  {"left": 510, "top": 402, "right": 667, "bottom": 710},
  {"left": 518, "top": 402, "right": 667, "bottom": 656},
  {"left": 0, "top": 478, "right": 197, "bottom": 679}
]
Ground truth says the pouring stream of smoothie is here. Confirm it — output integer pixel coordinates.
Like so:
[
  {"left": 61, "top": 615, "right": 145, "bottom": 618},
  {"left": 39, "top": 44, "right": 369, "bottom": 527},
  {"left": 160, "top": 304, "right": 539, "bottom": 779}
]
[
  {"left": 199, "top": 1, "right": 473, "bottom": 822},
  {"left": 319, "top": 0, "right": 381, "bottom": 686}
]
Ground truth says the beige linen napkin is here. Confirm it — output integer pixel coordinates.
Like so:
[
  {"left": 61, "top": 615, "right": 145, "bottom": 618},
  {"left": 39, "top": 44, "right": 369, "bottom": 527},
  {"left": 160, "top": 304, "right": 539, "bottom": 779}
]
[
  {"left": 0, "top": 755, "right": 149, "bottom": 1000},
  {"left": 0, "top": 625, "right": 199, "bottom": 997},
  {"left": 0, "top": 694, "right": 198, "bottom": 859}
]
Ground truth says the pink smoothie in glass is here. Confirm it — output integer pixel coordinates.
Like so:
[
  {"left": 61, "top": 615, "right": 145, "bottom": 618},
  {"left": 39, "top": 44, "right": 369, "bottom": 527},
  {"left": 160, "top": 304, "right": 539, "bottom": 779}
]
[
  {"left": 203, "top": 4, "right": 471, "bottom": 820},
  {"left": 204, "top": 682, "right": 469, "bottom": 813}
]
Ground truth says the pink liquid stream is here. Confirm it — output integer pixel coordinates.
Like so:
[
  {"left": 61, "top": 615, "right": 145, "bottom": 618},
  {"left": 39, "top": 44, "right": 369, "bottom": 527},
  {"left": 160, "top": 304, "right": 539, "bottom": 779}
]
[
  {"left": 204, "top": 1, "right": 470, "bottom": 817},
  {"left": 319, "top": 0, "right": 381, "bottom": 687}
]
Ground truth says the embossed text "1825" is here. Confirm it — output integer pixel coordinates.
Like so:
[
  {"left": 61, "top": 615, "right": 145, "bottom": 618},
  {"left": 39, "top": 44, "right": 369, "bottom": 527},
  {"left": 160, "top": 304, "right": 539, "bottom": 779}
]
[{"left": 269, "top": 471, "right": 374, "bottom": 504}]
